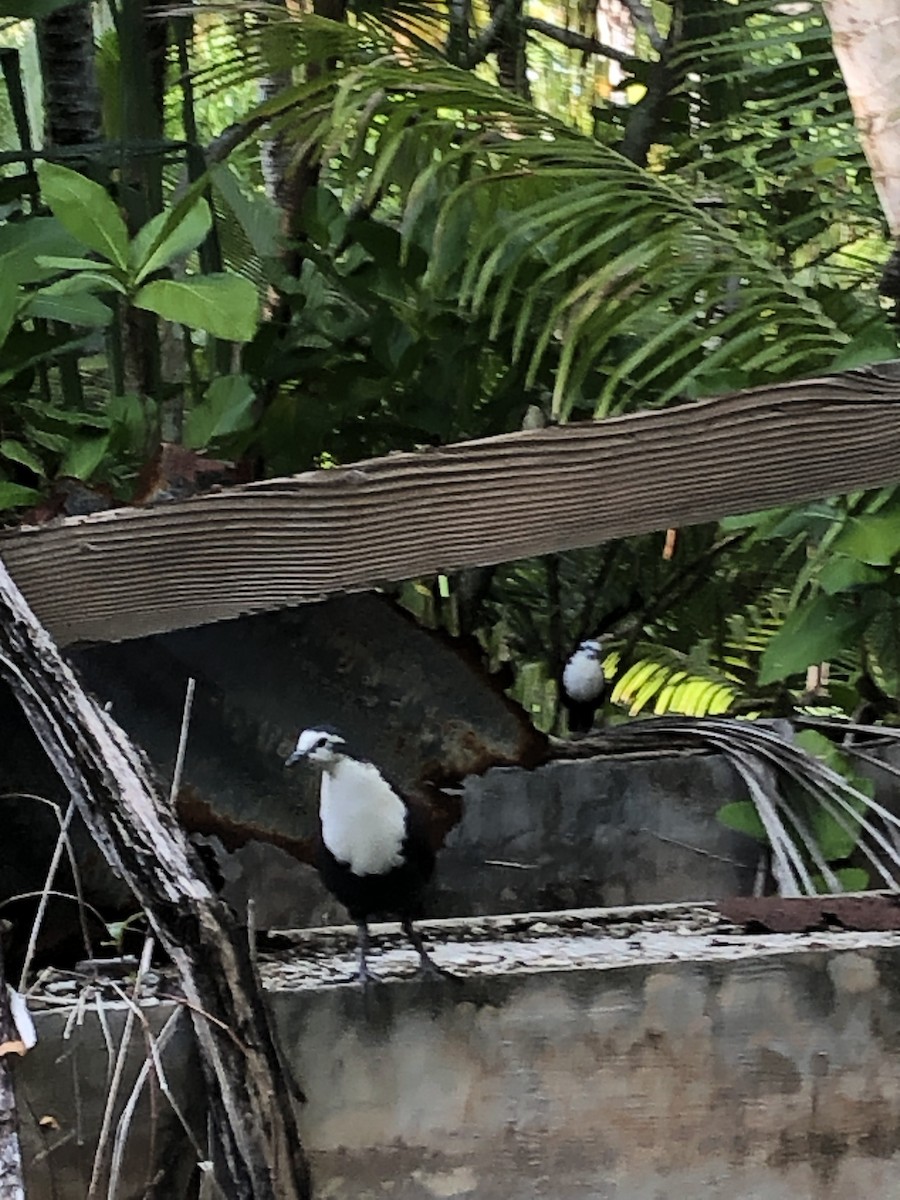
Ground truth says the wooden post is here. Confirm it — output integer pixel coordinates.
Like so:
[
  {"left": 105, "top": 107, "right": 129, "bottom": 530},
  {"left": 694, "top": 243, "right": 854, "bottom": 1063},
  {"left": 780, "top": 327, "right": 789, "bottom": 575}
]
[
  {"left": 0, "top": 926, "right": 25, "bottom": 1200},
  {"left": 0, "top": 561, "right": 310, "bottom": 1200}
]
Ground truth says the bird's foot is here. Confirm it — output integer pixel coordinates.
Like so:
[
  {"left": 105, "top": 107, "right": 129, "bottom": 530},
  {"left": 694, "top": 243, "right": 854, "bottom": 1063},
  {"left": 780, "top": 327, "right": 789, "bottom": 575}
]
[
  {"left": 356, "top": 963, "right": 382, "bottom": 988},
  {"left": 415, "top": 954, "right": 455, "bottom": 981}
]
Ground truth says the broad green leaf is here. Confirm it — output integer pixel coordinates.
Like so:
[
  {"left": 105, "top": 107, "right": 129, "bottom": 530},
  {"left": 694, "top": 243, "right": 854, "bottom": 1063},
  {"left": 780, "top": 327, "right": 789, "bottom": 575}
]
[
  {"left": 0, "top": 439, "right": 44, "bottom": 477},
  {"left": 0, "top": 218, "right": 84, "bottom": 284},
  {"left": 36, "top": 162, "right": 129, "bottom": 270},
  {"left": 132, "top": 274, "right": 259, "bottom": 341},
  {"left": 793, "top": 729, "right": 842, "bottom": 768},
  {"left": 865, "top": 604, "right": 900, "bottom": 699},
  {"left": 807, "top": 805, "right": 863, "bottom": 863},
  {"left": 812, "top": 867, "right": 869, "bottom": 894},
  {"left": 24, "top": 426, "right": 69, "bottom": 454},
  {"left": 37, "top": 272, "right": 127, "bottom": 296},
  {"left": 0, "top": 328, "right": 92, "bottom": 387},
  {"left": 184, "top": 375, "right": 257, "bottom": 449},
  {"left": 827, "top": 325, "right": 900, "bottom": 372},
  {"left": 59, "top": 435, "right": 111, "bottom": 481},
  {"left": 831, "top": 515, "right": 900, "bottom": 566},
  {"left": 26, "top": 400, "right": 110, "bottom": 428},
  {"left": 131, "top": 198, "right": 213, "bottom": 284},
  {"left": 108, "top": 394, "right": 151, "bottom": 456},
  {"left": 24, "top": 292, "right": 113, "bottom": 328},
  {"left": 717, "top": 801, "right": 767, "bottom": 842},
  {"left": 35, "top": 256, "right": 119, "bottom": 274},
  {"left": 0, "top": 482, "right": 41, "bottom": 510},
  {"left": 0, "top": 276, "right": 17, "bottom": 348},
  {"left": 758, "top": 594, "right": 866, "bottom": 685},
  {"left": 817, "top": 557, "right": 885, "bottom": 595}
]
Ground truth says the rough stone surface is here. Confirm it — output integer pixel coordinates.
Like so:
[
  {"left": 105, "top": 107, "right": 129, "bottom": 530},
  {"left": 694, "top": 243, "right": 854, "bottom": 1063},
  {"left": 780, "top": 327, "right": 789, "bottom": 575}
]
[{"left": 19, "top": 912, "right": 900, "bottom": 1200}]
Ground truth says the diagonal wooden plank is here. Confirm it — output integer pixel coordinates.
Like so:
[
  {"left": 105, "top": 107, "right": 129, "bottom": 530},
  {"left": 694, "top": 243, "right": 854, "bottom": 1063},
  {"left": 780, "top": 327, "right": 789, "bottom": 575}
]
[{"left": 2, "top": 362, "right": 900, "bottom": 646}]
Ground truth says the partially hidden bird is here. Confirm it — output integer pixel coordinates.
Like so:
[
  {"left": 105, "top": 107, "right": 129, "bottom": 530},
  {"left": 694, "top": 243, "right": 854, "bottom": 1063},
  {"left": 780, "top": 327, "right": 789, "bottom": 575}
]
[
  {"left": 560, "top": 638, "right": 606, "bottom": 734},
  {"left": 285, "top": 726, "right": 446, "bottom": 985}
]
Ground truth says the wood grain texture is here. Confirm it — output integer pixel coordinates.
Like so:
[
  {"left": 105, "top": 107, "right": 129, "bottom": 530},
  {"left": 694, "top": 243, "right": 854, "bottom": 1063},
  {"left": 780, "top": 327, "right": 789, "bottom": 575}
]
[{"left": 3, "top": 362, "right": 900, "bottom": 646}]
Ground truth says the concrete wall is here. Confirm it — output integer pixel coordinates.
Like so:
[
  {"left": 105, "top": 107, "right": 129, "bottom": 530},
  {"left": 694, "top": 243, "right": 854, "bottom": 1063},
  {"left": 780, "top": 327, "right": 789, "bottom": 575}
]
[
  {"left": 433, "top": 751, "right": 760, "bottom": 917},
  {"left": 276, "top": 933, "right": 900, "bottom": 1200},
  {"left": 217, "top": 740, "right": 900, "bottom": 925},
  {"left": 19, "top": 914, "right": 900, "bottom": 1200},
  {"left": 17, "top": 1003, "right": 200, "bottom": 1199}
]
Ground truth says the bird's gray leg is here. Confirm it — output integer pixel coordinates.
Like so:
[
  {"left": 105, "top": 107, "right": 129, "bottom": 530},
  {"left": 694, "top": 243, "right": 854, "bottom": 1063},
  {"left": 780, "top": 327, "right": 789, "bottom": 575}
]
[
  {"left": 355, "top": 919, "right": 380, "bottom": 985},
  {"left": 401, "top": 918, "right": 451, "bottom": 979}
]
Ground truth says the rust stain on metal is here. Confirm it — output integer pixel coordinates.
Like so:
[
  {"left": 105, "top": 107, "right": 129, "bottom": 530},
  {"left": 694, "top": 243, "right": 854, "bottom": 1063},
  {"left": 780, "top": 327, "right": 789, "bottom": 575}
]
[
  {"left": 719, "top": 894, "right": 900, "bottom": 934},
  {"left": 176, "top": 786, "right": 314, "bottom": 864}
]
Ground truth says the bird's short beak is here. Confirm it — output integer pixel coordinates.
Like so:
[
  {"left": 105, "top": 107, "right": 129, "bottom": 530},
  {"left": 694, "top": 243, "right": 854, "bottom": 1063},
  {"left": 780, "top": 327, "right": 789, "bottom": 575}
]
[{"left": 284, "top": 749, "right": 305, "bottom": 768}]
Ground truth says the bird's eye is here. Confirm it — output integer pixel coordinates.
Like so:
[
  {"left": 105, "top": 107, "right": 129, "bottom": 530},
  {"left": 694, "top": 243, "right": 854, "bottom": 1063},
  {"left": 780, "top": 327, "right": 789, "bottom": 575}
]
[{"left": 316, "top": 736, "right": 328, "bottom": 748}]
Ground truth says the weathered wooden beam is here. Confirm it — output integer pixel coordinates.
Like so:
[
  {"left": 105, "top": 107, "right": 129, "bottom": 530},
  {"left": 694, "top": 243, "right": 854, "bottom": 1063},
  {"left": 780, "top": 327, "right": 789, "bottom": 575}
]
[{"left": 3, "top": 362, "right": 900, "bottom": 645}]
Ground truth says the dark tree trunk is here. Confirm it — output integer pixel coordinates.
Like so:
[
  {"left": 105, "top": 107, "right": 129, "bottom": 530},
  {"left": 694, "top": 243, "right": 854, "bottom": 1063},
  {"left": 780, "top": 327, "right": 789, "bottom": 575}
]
[
  {"left": 490, "top": 0, "right": 530, "bottom": 99},
  {"left": 34, "top": 2, "right": 102, "bottom": 150},
  {"left": 0, "top": 930, "right": 25, "bottom": 1200},
  {"left": 620, "top": 0, "right": 684, "bottom": 166},
  {"left": 279, "top": 0, "right": 347, "bottom": 260},
  {"left": 0, "top": 561, "right": 311, "bottom": 1200}
]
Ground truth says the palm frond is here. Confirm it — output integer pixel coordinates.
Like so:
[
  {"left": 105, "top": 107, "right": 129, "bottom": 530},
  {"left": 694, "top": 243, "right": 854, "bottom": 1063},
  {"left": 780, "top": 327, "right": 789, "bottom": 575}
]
[
  {"left": 578, "top": 717, "right": 900, "bottom": 897},
  {"left": 611, "top": 644, "right": 739, "bottom": 717},
  {"left": 225, "top": 26, "right": 850, "bottom": 417}
]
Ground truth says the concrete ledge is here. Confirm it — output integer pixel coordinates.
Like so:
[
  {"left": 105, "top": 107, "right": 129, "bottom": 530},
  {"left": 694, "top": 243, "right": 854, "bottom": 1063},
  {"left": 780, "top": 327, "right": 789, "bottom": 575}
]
[
  {"left": 267, "top": 909, "right": 900, "bottom": 1199},
  {"left": 19, "top": 904, "right": 900, "bottom": 1199}
]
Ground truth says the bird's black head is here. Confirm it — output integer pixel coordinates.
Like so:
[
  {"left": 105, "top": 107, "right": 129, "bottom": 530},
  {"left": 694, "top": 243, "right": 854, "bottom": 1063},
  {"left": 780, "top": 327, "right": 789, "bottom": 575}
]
[
  {"left": 578, "top": 638, "right": 603, "bottom": 660},
  {"left": 284, "top": 726, "right": 348, "bottom": 768}
]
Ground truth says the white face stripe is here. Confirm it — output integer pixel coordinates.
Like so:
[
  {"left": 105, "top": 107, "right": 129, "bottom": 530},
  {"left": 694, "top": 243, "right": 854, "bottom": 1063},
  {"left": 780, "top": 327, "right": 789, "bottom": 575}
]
[{"left": 293, "top": 728, "right": 345, "bottom": 756}]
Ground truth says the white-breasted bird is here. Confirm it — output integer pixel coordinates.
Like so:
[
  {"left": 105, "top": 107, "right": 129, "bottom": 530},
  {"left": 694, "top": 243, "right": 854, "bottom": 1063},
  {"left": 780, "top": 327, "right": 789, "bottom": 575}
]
[
  {"left": 285, "top": 726, "right": 446, "bottom": 985},
  {"left": 560, "top": 638, "right": 606, "bottom": 734}
]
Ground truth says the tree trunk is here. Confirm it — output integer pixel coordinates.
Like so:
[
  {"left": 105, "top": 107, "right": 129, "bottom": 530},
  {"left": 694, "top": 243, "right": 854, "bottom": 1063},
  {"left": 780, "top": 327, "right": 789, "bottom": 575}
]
[
  {"left": 824, "top": 0, "right": 900, "bottom": 235},
  {"left": 278, "top": 0, "right": 347, "bottom": 268},
  {"left": 490, "top": 0, "right": 530, "bottom": 99},
  {"left": 34, "top": 1, "right": 102, "bottom": 150},
  {"left": 0, "top": 932, "right": 25, "bottom": 1200},
  {"left": 620, "top": 0, "right": 684, "bottom": 167},
  {"left": 0, "top": 560, "right": 311, "bottom": 1200}
]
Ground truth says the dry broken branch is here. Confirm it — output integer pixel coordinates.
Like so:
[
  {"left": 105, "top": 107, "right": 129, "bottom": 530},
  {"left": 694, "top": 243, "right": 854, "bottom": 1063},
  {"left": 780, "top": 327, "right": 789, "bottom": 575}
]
[
  {"left": 0, "top": 926, "right": 24, "bottom": 1200},
  {"left": 0, "top": 561, "right": 310, "bottom": 1200}
]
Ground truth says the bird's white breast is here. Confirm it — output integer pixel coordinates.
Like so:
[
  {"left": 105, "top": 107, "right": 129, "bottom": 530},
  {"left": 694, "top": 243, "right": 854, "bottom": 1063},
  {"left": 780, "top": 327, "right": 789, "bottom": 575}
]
[
  {"left": 320, "top": 758, "right": 407, "bottom": 876},
  {"left": 562, "top": 651, "right": 605, "bottom": 701}
]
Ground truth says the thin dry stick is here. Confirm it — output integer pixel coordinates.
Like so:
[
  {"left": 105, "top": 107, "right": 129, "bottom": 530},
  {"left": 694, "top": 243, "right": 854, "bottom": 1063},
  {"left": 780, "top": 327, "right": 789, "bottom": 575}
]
[
  {"left": 0, "top": 891, "right": 106, "bottom": 930},
  {"left": 106, "top": 1009, "right": 182, "bottom": 1200},
  {"left": 87, "top": 938, "right": 154, "bottom": 1200},
  {"left": 18, "top": 798, "right": 77, "bottom": 990},
  {"left": 169, "top": 678, "right": 196, "bottom": 808},
  {"left": 4, "top": 791, "right": 96, "bottom": 975}
]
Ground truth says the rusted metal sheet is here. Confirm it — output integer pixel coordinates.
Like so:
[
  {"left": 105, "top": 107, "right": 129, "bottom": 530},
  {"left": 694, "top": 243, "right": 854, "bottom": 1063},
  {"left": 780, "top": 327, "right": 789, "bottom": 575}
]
[{"left": 719, "top": 893, "right": 900, "bottom": 933}]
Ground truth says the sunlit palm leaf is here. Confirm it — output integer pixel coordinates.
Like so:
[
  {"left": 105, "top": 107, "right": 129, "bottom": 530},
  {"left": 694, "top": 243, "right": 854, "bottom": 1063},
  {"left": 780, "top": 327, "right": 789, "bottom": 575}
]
[{"left": 612, "top": 646, "right": 739, "bottom": 717}]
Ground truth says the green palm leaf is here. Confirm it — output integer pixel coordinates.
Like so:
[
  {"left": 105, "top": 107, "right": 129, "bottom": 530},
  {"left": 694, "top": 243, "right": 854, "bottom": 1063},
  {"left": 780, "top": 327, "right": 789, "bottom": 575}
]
[{"left": 219, "top": 26, "right": 848, "bottom": 417}]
